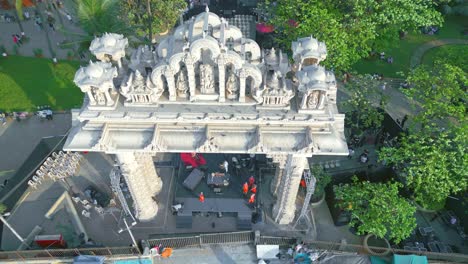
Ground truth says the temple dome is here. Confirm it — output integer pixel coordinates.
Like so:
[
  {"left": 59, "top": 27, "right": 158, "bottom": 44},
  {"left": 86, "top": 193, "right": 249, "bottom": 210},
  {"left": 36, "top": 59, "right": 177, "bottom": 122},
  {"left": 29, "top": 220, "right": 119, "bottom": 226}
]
[
  {"left": 103, "top": 35, "right": 117, "bottom": 47},
  {"left": 86, "top": 64, "right": 104, "bottom": 78}
]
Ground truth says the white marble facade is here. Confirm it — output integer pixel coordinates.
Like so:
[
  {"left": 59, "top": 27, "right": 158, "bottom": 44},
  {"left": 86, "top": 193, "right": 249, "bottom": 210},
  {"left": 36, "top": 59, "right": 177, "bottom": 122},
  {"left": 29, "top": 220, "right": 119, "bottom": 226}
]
[{"left": 67, "top": 8, "right": 348, "bottom": 224}]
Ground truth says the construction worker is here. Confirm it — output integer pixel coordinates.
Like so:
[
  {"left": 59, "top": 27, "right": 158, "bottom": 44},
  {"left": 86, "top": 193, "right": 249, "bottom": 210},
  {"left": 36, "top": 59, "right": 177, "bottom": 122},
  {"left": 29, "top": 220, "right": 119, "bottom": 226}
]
[
  {"left": 242, "top": 182, "right": 249, "bottom": 195},
  {"left": 248, "top": 176, "right": 255, "bottom": 187},
  {"left": 198, "top": 192, "right": 205, "bottom": 203},
  {"left": 250, "top": 184, "right": 257, "bottom": 194},
  {"left": 300, "top": 179, "right": 306, "bottom": 188},
  {"left": 248, "top": 193, "right": 255, "bottom": 204}
]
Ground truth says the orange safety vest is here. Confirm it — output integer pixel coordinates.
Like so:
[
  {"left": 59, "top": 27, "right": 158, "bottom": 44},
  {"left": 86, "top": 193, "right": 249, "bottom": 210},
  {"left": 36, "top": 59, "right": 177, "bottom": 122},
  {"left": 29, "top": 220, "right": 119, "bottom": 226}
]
[
  {"left": 250, "top": 185, "right": 257, "bottom": 193},
  {"left": 198, "top": 193, "right": 205, "bottom": 203},
  {"left": 300, "top": 179, "right": 306, "bottom": 188},
  {"left": 248, "top": 194, "right": 255, "bottom": 204},
  {"left": 242, "top": 182, "right": 249, "bottom": 194}
]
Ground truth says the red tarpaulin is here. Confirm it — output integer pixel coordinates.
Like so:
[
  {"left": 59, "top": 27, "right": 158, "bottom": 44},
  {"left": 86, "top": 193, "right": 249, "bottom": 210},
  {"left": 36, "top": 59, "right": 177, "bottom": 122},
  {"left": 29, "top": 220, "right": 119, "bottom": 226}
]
[{"left": 256, "top": 23, "right": 275, "bottom": 33}]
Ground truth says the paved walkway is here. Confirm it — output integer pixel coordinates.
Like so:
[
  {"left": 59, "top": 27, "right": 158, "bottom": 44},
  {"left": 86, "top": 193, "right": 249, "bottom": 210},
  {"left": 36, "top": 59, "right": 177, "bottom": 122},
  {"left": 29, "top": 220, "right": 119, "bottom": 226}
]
[
  {"left": 410, "top": 38, "right": 468, "bottom": 68},
  {"left": 0, "top": 1, "right": 87, "bottom": 59}
]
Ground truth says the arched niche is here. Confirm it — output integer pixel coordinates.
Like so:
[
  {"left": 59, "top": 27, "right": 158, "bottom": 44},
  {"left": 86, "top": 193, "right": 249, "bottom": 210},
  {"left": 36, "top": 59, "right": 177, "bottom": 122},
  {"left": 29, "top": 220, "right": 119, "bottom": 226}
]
[
  {"left": 190, "top": 37, "right": 220, "bottom": 61},
  {"left": 239, "top": 64, "right": 262, "bottom": 102},
  {"left": 221, "top": 51, "right": 243, "bottom": 70},
  {"left": 233, "top": 38, "right": 261, "bottom": 63},
  {"left": 223, "top": 26, "right": 243, "bottom": 42},
  {"left": 301, "top": 88, "right": 328, "bottom": 110},
  {"left": 151, "top": 65, "right": 175, "bottom": 100},
  {"left": 192, "top": 12, "right": 221, "bottom": 38}
]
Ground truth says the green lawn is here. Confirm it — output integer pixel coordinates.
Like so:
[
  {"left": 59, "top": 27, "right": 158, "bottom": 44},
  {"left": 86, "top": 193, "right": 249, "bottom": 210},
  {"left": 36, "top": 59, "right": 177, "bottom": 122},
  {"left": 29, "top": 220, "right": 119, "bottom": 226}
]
[
  {"left": 422, "top": 44, "right": 468, "bottom": 71},
  {"left": 352, "top": 16, "right": 468, "bottom": 78},
  {"left": 0, "top": 56, "right": 83, "bottom": 111}
]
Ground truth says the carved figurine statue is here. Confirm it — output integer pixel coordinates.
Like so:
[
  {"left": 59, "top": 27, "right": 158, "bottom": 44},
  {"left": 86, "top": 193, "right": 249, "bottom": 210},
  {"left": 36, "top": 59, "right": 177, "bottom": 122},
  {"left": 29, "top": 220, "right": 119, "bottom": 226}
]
[
  {"left": 147, "top": 76, "right": 164, "bottom": 102},
  {"left": 304, "top": 90, "right": 326, "bottom": 110},
  {"left": 176, "top": 70, "right": 189, "bottom": 98},
  {"left": 93, "top": 88, "right": 106, "bottom": 105},
  {"left": 225, "top": 69, "right": 239, "bottom": 99},
  {"left": 200, "top": 64, "right": 215, "bottom": 94},
  {"left": 133, "top": 70, "right": 146, "bottom": 93}
]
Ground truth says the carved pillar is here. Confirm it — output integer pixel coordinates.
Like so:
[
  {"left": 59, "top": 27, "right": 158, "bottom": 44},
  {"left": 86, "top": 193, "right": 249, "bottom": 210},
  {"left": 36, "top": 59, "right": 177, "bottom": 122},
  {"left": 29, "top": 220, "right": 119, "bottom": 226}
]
[
  {"left": 239, "top": 71, "right": 247, "bottom": 103},
  {"left": 87, "top": 91, "right": 96, "bottom": 105},
  {"left": 218, "top": 58, "right": 226, "bottom": 102},
  {"left": 272, "top": 154, "right": 308, "bottom": 225},
  {"left": 103, "top": 89, "right": 114, "bottom": 106},
  {"left": 116, "top": 152, "right": 162, "bottom": 222},
  {"left": 165, "top": 69, "right": 176, "bottom": 101},
  {"left": 185, "top": 57, "right": 196, "bottom": 100},
  {"left": 269, "top": 154, "right": 287, "bottom": 196}
]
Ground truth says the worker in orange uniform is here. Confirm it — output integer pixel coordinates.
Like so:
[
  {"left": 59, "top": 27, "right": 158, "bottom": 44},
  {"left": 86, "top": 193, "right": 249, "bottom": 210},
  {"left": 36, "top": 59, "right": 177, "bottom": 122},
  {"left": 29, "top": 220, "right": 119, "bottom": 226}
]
[
  {"left": 248, "top": 193, "right": 255, "bottom": 204},
  {"left": 300, "top": 179, "right": 306, "bottom": 188},
  {"left": 250, "top": 184, "right": 257, "bottom": 194},
  {"left": 242, "top": 182, "right": 249, "bottom": 195},
  {"left": 198, "top": 192, "right": 205, "bottom": 203},
  {"left": 248, "top": 176, "right": 255, "bottom": 187}
]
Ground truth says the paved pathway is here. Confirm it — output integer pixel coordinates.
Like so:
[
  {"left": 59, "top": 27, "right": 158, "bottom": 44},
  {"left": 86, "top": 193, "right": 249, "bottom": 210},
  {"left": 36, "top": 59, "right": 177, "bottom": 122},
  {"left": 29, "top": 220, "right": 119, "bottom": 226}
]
[
  {"left": 410, "top": 38, "right": 468, "bottom": 68},
  {"left": 0, "top": 114, "right": 70, "bottom": 184},
  {"left": 0, "top": 1, "right": 87, "bottom": 59}
]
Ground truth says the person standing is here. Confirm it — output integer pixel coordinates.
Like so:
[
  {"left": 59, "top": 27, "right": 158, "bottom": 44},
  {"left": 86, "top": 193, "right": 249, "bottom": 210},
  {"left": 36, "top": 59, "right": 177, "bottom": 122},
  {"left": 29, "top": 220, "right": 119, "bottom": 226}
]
[
  {"left": 250, "top": 184, "right": 257, "bottom": 194},
  {"left": 248, "top": 194, "right": 255, "bottom": 204},
  {"left": 242, "top": 182, "right": 248, "bottom": 195},
  {"left": 401, "top": 114, "right": 408, "bottom": 128},
  {"left": 198, "top": 192, "right": 205, "bottom": 203},
  {"left": 12, "top": 35, "right": 19, "bottom": 46},
  {"left": 248, "top": 176, "right": 255, "bottom": 187}
]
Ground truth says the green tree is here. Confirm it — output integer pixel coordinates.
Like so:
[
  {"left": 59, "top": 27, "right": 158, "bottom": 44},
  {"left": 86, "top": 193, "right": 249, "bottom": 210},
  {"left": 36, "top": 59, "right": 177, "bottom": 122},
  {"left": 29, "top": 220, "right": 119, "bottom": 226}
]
[
  {"left": 334, "top": 179, "right": 417, "bottom": 243},
  {"left": 265, "top": 0, "right": 443, "bottom": 71},
  {"left": 405, "top": 63, "right": 467, "bottom": 126},
  {"left": 379, "top": 126, "right": 467, "bottom": 209},
  {"left": 310, "top": 165, "right": 331, "bottom": 202},
  {"left": 76, "top": 0, "right": 129, "bottom": 36},
  {"left": 341, "top": 74, "right": 388, "bottom": 136},
  {"left": 121, "top": 0, "right": 186, "bottom": 43},
  {"left": 379, "top": 63, "right": 467, "bottom": 209}
]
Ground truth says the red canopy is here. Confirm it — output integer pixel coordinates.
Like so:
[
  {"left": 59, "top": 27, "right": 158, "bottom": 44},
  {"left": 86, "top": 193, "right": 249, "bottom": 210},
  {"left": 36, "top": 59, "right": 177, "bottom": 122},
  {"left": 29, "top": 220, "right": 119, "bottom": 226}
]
[{"left": 256, "top": 23, "right": 275, "bottom": 33}]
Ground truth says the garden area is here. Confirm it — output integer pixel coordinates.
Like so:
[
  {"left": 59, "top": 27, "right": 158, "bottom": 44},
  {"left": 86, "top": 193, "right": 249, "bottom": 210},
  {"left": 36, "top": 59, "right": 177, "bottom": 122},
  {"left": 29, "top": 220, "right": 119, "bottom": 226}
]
[
  {"left": 0, "top": 56, "right": 83, "bottom": 111},
  {"left": 352, "top": 16, "right": 468, "bottom": 78}
]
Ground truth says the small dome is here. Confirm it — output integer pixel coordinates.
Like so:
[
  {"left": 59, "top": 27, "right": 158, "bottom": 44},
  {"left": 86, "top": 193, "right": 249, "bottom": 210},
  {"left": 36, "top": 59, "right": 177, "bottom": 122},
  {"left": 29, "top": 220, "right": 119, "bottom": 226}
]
[
  {"left": 309, "top": 68, "right": 326, "bottom": 82},
  {"left": 103, "top": 35, "right": 117, "bottom": 47},
  {"left": 86, "top": 64, "right": 104, "bottom": 78},
  {"left": 302, "top": 38, "right": 318, "bottom": 51}
]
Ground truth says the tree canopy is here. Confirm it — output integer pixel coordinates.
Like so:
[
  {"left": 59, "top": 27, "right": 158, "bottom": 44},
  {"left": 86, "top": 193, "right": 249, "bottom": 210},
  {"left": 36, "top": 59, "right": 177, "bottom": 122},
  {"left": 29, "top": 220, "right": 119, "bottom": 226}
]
[
  {"left": 265, "top": 0, "right": 444, "bottom": 71},
  {"left": 405, "top": 62, "right": 467, "bottom": 125},
  {"left": 121, "top": 0, "right": 187, "bottom": 42},
  {"left": 379, "top": 125, "right": 467, "bottom": 209},
  {"left": 76, "top": 0, "right": 129, "bottom": 36},
  {"left": 334, "top": 179, "right": 417, "bottom": 243},
  {"left": 340, "top": 74, "right": 388, "bottom": 136},
  {"left": 379, "top": 62, "right": 467, "bottom": 209}
]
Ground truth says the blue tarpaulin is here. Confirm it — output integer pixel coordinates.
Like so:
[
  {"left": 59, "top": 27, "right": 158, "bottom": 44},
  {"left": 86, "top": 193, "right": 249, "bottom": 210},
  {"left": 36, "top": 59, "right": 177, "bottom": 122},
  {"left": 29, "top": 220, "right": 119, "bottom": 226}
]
[
  {"left": 73, "top": 255, "right": 105, "bottom": 264},
  {"left": 392, "top": 254, "right": 428, "bottom": 264}
]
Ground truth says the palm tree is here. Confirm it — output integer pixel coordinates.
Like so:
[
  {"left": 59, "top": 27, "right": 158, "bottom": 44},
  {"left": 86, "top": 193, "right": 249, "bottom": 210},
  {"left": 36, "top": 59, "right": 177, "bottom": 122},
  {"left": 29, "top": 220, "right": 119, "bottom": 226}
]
[{"left": 76, "top": 0, "right": 129, "bottom": 36}]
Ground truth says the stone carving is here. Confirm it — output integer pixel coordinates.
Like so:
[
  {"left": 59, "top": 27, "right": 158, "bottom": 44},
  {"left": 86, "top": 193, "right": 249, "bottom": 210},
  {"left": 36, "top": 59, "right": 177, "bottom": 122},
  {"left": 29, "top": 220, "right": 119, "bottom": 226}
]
[
  {"left": 225, "top": 69, "right": 239, "bottom": 100},
  {"left": 89, "top": 33, "right": 128, "bottom": 68},
  {"left": 200, "top": 63, "right": 215, "bottom": 94},
  {"left": 255, "top": 71, "right": 294, "bottom": 107},
  {"left": 121, "top": 70, "right": 163, "bottom": 104},
  {"left": 176, "top": 70, "right": 189, "bottom": 98},
  {"left": 304, "top": 90, "right": 326, "bottom": 110},
  {"left": 73, "top": 61, "right": 118, "bottom": 107}
]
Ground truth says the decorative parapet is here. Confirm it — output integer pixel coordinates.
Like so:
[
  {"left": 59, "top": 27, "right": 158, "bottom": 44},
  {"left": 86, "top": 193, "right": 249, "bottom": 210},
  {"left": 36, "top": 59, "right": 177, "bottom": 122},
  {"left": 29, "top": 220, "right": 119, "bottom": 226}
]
[{"left": 73, "top": 61, "right": 119, "bottom": 109}]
